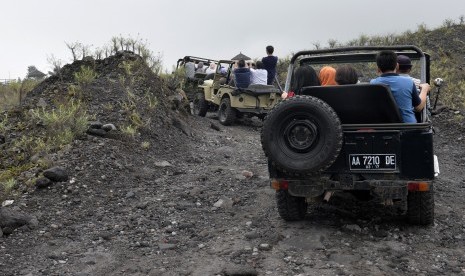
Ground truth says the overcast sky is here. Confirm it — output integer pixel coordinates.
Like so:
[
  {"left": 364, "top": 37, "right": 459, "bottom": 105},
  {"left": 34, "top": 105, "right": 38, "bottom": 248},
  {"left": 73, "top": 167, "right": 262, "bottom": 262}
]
[{"left": 1, "top": 0, "right": 464, "bottom": 79}]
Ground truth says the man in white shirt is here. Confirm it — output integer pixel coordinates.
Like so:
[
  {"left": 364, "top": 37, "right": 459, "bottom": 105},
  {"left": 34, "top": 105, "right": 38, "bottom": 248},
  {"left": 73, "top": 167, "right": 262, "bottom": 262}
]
[{"left": 250, "top": 61, "right": 268, "bottom": 85}]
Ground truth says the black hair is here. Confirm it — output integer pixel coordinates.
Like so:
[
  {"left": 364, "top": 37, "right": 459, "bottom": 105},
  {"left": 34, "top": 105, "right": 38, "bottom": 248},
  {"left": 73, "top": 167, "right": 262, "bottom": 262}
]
[
  {"left": 376, "top": 50, "right": 397, "bottom": 73},
  {"left": 238, "top": 59, "right": 246, "bottom": 68},
  {"left": 291, "top": 66, "right": 320, "bottom": 93},
  {"left": 266, "top": 45, "right": 274, "bottom": 55},
  {"left": 256, "top": 61, "right": 264, "bottom": 69},
  {"left": 335, "top": 65, "right": 358, "bottom": 85}
]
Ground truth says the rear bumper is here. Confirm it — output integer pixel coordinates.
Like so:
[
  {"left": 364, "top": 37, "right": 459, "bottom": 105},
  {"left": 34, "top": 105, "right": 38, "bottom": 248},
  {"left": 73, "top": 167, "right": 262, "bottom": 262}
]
[{"left": 270, "top": 178, "right": 432, "bottom": 199}]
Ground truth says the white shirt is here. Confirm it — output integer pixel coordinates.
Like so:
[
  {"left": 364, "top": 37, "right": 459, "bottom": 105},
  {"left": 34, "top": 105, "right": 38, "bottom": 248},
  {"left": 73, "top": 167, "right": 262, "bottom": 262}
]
[
  {"left": 250, "top": 68, "right": 268, "bottom": 85},
  {"left": 205, "top": 67, "right": 216, "bottom": 75}
]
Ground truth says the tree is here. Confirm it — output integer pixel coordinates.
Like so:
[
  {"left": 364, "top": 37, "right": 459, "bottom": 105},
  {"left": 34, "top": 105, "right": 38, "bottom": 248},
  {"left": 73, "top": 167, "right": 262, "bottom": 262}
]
[
  {"left": 26, "top": 66, "right": 46, "bottom": 80},
  {"left": 65, "top": 41, "right": 80, "bottom": 61},
  {"left": 47, "top": 54, "right": 63, "bottom": 80}
]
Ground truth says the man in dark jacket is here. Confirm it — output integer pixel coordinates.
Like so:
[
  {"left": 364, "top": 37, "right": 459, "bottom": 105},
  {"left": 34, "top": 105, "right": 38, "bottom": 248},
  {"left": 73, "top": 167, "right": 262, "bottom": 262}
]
[
  {"left": 233, "top": 59, "right": 251, "bottom": 89},
  {"left": 262, "top": 45, "right": 278, "bottom": 85}
]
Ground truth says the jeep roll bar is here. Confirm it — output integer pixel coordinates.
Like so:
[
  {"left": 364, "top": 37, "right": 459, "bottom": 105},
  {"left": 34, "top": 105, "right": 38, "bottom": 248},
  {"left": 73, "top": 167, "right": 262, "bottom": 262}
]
[
  {"left": 176, "top": 56, "right": 219, "bottom": 69},
  {"left": 285, "top": 45, "right": 429, "bottom": 123},
  {"left": 284, "top": 45, "right": 428, "bottom": 93}
]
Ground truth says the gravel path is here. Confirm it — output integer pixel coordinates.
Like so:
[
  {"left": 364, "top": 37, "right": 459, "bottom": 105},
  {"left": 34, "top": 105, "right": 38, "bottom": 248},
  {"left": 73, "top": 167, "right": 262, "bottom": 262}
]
[{"left": 1, "top": 109, "right": 464, "bottom": 276}]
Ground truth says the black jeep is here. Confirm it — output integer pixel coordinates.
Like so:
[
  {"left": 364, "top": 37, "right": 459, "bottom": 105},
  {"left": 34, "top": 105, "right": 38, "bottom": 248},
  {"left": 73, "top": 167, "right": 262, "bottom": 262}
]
[{"left": 261, "top": 46, "right": 439, "bottom": 225}]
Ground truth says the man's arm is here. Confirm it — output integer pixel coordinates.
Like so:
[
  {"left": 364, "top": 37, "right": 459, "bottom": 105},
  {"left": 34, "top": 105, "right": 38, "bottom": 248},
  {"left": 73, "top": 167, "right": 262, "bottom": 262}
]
[{"left": 414, "top": 83, "right": 431, "bottom": 112}]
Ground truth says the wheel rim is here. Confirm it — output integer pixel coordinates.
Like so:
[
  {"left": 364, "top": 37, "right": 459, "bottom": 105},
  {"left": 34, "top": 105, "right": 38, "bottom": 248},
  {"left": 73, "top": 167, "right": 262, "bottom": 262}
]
[{"left": 283, "top": 118, "right": 319, "bottom": 152}]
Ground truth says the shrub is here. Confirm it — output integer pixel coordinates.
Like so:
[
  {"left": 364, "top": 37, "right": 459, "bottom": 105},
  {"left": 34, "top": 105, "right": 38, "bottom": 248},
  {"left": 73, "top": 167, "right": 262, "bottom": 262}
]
[
  {"left": 29, "top": 99, "right": 89, "bottom": 150},
  {"left": 74, "top": 66, "right": 98, "bottom": 86},
  {"left": 0, "top": 79, "right": 39, "bottom": 110}
]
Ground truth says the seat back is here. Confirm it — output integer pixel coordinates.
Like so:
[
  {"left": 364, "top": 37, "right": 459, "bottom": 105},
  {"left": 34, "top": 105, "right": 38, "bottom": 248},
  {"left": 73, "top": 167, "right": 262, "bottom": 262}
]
[{"left": 300, "top": 84, "right": 402, "bottom": 124}]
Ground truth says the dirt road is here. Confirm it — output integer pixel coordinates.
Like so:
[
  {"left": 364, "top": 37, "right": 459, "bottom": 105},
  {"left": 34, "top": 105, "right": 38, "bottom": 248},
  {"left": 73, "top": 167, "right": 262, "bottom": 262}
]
[{"left": 1, "top": 109, "right": 464, "bottom": 276}]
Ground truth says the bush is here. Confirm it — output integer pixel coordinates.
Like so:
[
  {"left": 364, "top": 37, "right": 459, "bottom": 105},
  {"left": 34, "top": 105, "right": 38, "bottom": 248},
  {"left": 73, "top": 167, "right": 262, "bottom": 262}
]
[
  {"left": 29, "top": 99, "right": 89, "bottom": 149},
  {"left": 0, "top": 79, "right": 39, "bottom": 110}
]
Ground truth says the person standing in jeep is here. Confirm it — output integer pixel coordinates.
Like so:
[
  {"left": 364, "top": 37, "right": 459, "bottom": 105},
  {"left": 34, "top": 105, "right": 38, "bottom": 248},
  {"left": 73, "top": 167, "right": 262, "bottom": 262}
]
[
  {"left": 262, "top": 45, "right": 278, "bottom": 85},
  {"left": 370, "top": 50, "right": 430, "bottom": 123}
]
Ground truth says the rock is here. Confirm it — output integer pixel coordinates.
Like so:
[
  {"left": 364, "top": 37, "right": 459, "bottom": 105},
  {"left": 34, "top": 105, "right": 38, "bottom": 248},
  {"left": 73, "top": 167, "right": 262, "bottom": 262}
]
[
  {"left": 213, "top": 199, "right": 225, "bottom": 208},
  {"left": 329, "top": 253, "right": 361, "bottom": 264},
  {"left": 172, "top": 118, "right": 192, "bottom": 136},
  {"left": 1, "top": 200, "right": 14, "bottom": 207},
  {"left": 214, "top": 197, "right": 234, "bottom": 209},
  {"left": 43, "top": 166, "right": 69, "bottom": 182},
  {"left": 125, "top": 191, "right": 135, "bottom": 198},
  {"left": 345, "top": 224, "right": 362, "bottom": 232},
  {"left": 154, "top": 161, "right": 172, "bottom": 167},
  {"left": 242, "top": 170, "right": 254, "bottom": 178},
  {"left": 87, "top": 128, "right": 107, "bottom": 137},
  {"left": 158, "top": 243, "right": 177, "bottom": 250},
  {"left": 215, "top": 146, "right": 234, "bottom": 158},
  {"left": 2, "top": 227, "right": 13, "bottom": 235},
  {"left": 0, "top": 208, "right": 38, "bottom": 233},
  {"left": 89, "top": 121, "right": 103, "bottom": 129},
  {"left": 102, "top": 123, "right": 117, "bottom": 131},
  {"left": 35, "top": 177, "right": 53, "bottom": 189},
  {"left": 223, "top": 264, "right": 258, "bottom": 276},
  {"left": 0, "top": 134, "right": 5, "bottom": 144},
  {"left": 259, "top": 243, "right": 272, "bottom": 251},
  {"left": 210, "top": 123, "right": 221, "bottom": 131},
  {"left": 245, "top": 231, "right": 260, "bottom": 240}
]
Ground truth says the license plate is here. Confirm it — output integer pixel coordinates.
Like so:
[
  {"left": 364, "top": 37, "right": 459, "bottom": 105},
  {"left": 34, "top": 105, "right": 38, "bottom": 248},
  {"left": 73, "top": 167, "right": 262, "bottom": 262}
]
[{"left": 349, "top": 154, "right": 396, "bottom": 170}]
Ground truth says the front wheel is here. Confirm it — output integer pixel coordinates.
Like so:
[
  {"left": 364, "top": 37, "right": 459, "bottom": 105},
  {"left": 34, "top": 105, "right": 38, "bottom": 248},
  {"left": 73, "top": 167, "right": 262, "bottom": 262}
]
[
  {"left": 218, "top": 98, "right": 236, "bottom": 125},
  {"left": 276, "top": 190, "right": 307, "bottom": 221},
  {"left": 193, "top": 92, "right": 208, "bottom": 117},
  {"left": 407, "top": 186, "right": 434, "bottom": 225}
]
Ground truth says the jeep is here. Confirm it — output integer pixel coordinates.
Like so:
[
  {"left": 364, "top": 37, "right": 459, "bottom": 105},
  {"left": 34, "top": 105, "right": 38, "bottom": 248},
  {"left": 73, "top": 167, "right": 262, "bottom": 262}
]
[
  {"left": 261, "top": 46, "right": 439, "bottom": 225},
  {"left": 175, "top": 56, "right": 218, "bottom": 101},
  {"left": 193, "top": 60, "right": 282, "bottom": 125}
]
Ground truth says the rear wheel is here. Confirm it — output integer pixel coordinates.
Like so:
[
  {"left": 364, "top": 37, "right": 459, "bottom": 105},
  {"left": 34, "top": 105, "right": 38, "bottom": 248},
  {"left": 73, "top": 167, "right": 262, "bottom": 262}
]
[
  {"left": 218, "top": 98, "right": 236, "bottom": 125},
  {"left": 276, "top": 190, "right": 307, "bottom": 221},
  {"left": 193, "top": 92, "right": 208, "bottom": 117},
  {"left": 407, "top": 186, "right": 434, "bottom": 225}
]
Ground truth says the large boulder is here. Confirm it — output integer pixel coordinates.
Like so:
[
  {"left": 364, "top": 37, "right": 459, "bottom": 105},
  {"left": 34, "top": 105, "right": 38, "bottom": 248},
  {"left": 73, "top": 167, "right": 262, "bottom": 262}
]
[
  {"left": 43, "top": 166, "right": 69, "bottom": 182},
  {"left": 0, "top": 208, "right": 38, "bottom": 235}
]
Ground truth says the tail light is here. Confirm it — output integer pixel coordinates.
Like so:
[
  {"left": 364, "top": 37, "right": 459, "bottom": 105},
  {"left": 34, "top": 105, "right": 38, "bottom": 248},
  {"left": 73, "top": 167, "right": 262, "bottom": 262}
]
[
  {"left": 271, "top": 179, "right": 289, "bottom": 190},
  {"left": 408, "top": 181, "right": 430, "bottom": 192}
]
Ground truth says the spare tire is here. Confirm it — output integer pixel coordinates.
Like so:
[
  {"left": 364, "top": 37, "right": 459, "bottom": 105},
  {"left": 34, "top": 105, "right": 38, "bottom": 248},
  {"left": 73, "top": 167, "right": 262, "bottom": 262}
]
[{"left": 261, "top": 95, "right": 343, "bottom": 175}]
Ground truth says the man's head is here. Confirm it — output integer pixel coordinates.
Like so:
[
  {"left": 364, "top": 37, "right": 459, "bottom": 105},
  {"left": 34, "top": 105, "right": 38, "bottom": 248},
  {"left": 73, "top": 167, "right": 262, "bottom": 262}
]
[
  {"left": 266, "top": 45, "right": 274, "bottom": 55},
  {"left": 238, "top": 59, "right": 246, "bottom": 68},
  {"left": 256, "top": 61, "right": 264, "bottom": 69},
  {"left": 397, "top": 55, "right": 412, "bottom": 73},
  {"left": 376, "top": 50, "right": 397, "bottom": 73}
]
